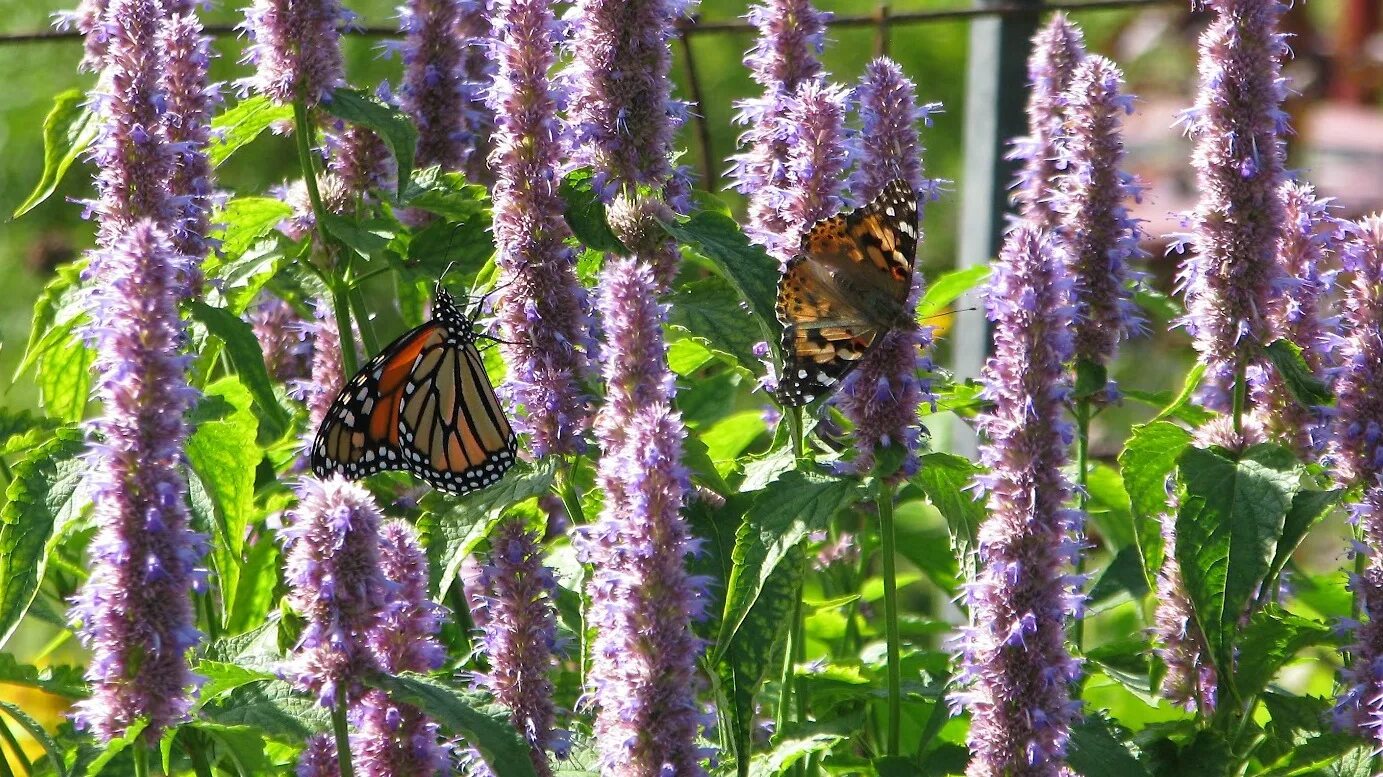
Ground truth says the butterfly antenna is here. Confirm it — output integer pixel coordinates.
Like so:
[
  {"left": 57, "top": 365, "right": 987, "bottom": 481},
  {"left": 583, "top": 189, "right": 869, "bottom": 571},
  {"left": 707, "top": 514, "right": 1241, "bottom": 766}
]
[{"left": 919, "top": 305, "right": 979, "bottom": 323}]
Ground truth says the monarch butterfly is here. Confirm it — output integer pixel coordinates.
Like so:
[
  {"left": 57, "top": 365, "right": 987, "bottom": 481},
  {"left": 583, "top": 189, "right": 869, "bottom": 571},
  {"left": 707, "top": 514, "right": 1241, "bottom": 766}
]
[{"left": 310, "top": 286, "right": 517, "bottom": 495}]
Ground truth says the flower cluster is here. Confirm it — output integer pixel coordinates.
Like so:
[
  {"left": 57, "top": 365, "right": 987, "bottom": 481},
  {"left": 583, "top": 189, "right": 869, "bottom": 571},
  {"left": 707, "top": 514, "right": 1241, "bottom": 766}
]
[
  {"left": 1333, "top": 217, "right": 1383, "bottom": 743},
  {"left": 952, "top": 227, "right": 1083, "bottom": 774},
  {"left": 835, "top": 58, "right": 935, "bottom": 477},
  {"left": 158, "top": 12, "right": 218, "bottom": 262},
  {"left": 475, "top": 518, "right": 561, "bottom": 775},
  {"left": 398, "top": 0, "right": 470, "bottom": 173},
  {"left": 1254, "top": 182, "right": 1339, "bottom": 456},
  {"left": 1173, "top": 0, "right": 1289, "bottom": 410},
  {"left": 581, "top": 258, "right": 707, "bottom": 775},
  {"left": 1054, "top": 55, "right": 1145, "bottom": 376},
  {"left": 457, "top": 0, "right": 497, "bottom": 183},
  {"left": 71, "top": 220, "right": 206, "bottom": 743},
  {"left": 1010, "top": 13, "right": 1086, "bottom": 230},
  {"left": 250, "top": 294, "right": 314, "bottom": 383},
  {"left": 489, "top": 0, "right": 595, "bottom": 456},
  {"left": 242, "top": 0, "right": 351, "bottom": 107}
]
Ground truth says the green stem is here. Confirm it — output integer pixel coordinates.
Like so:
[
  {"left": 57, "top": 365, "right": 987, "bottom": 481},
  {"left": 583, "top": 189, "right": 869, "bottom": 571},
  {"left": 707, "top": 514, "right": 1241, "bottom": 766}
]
[
  {"left": 348, "top": 287, "right": 381, "bottom": 356},
  {"left": 185, "top": 729, "right": 215, "bottom": 777},
  {"left": 558, "top": 457, "right": 588, "bottom": 527},
  {"left": 788, "top": 406, "right": 805, "bottom": 464},
  {"left": 1231, "top": 357, "right": 1248, "bottom": 438},
  {"left": 793, "top": 592, "right": 808, "bottom": 777},
  {"left": 292, "top": 98, "right": 359, "bottom": 378},
  {"left": 877, "top": 479, "right": 903, "bottom": 757},
  {"left": 133, "top": 745, "right": 150, "bottom": 777},
  {"left": 776, "top": 593, "right": 802, "bottom": 739},
  {"left": 1073, "top": 400, "right": 1091, "bottom": 655},
  {"left": 331, "top": 687, "right": 356, "bottom": 777}
]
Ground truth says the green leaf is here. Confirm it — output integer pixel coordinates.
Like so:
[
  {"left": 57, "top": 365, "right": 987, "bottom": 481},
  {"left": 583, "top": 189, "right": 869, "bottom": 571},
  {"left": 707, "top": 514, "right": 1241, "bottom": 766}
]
[
  {"left": 421, "top": 459, "right": 558, "bottom": 601},
  {"left": 1119, "top": 422, "right": 1193, "bottom": 593},
  {"left": 405, "top": 215, "right": 494, "bottom": 282},
  {"left": 203, "top": 679, "right": 329, "bottom": 741},
  {"left": 227, "top": 536, "right": 281, "bottom": 635},
  {"left": 668, "top": 275, "right": 766, "bottom": 375},
  {"left": 1263, "top": 338, "right": 1332, "bottom": 407},
  {"left": 700, "top": 411, "right": 768, "bottom": 474},
  {"left": 192, "top": 722, "right": 276, "bottom": 774},
  {"left": 193, "top": 660, "right": 276, "bottom": 705},
  {"left": 0, "top": 699, "right": 68, "bottom": 777},
  {"left": 400, "top": 168, "right": 489, "bottom": 222},
  {"left": 13, "top": 89, "right": 98, "bottom": 218},
  {"left": 15, "top": 260, "right": 85, "bottom": 382},
  {"left": 1067, "top": 713, "right": 1150, "bottom": 777},
  {"left": 0, "top": 653, "right": 86, "bottom": 698},
  {"left": 1234, "top": 607, "right": 1336, "bottom": 702},
  {"left": 0, "top": 409, "right": 62, "bottom": 458},
  {"left": 1134, "top": 287, "right": 1181, "bottom": 323},
  {"left": 1122, "top": 388, "right": 1215, "bottom": 426},
  {"left": 716, "top": 471, "right": 860, "bottom": 659},
  {"left": 1074, "top": 358, "right": 1109, "bottom": 401},
  {"left": 323, "top": 88, "right": 418, "bottom": 198},
  {"left": 321, "top": 213, "right": 396, "bottom": 259},
  {"left": 659, "top": 210, "right": 780, "bottom": 356},
  {"left": 86, "top": 720, "right": 147, "bottom": 775},
  {"left": 1174, "top": 445, "right": 1302, "bottom": 695},
  {"left": 212, "top": 197, "right": 292, "bottom": 262},
  {"left": 1266, "top": 488, "right": 1341, "bottom": 592},
  {"left": 371, "top": 672, "right": 539, "bottom": 777},
  {"left": 747, "top": 728, "right": 847, "bottom": 776},
  {"left": 917, "top": 265, "right": 989, "bottom": 319},
  {"left": 560, "top": 170, "right": 625, "bottom": 253},
  {"left": 207, "top": 241, "right": 285, "bottom": 316},
  {"left": 1087, "top": 545, "right": 1150, "bottom": 607},
  {"left": 37, "top": 331, "right": 94, "bottom": 423},
  {"left": 187, "top": 300, "right": 291, "bottom": 439},
  {"left": 186, "top": 378, "right": 260, "bottom": 623},
  {"left": 1152, "top": 362, "right": 1210, "bottom": 424},
  {"left": 0, "top": 427, "right": 85, "bottom": 649},
  {"left": 914, "top": 452, "right": 984, "bottom": 584},
  {"left": 207, "top": 95, "right": 293, "bottom": 168}
]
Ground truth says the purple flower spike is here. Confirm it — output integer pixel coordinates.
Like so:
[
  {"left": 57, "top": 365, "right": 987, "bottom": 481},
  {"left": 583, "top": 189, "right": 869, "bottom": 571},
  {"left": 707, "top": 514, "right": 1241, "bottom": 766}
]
[
  {"left": 279, "top": 476, "right": 388, "bottom": 707},
  {"left": 250, "top": 294, "right": 313, "bottom": 383},
  {"left": 88, "top": 0, "right": 177, "bottom": 241},
  {"left": 1154, "top": 493, "right": 1217, "bottom": 712},
  {"left": 1332, "top": 218, "right": 1383, "bottom": 740},
  {"left": 953, "top": 227, "right": 1082, "bottom": 775},
  {"left": 158, "top": 12, "right": 218, "bottom": 262},
  {"left": 241, "top": 0, "right": 350, "bottom": 107},
  {"left": 759, "top": 80, "right": 851, "bottom": 265},
  {"left": 354, "top": 521, "right": 447, "bottom": 777},
  {"left": 1253, "top": 182, "right": 1340, "bottom": 457},
  {"left": 1010, "top": 13, "right": 1086, "bottom": 230},
  {"left": 303, "top": 302, "right": 347, "bottom": 434},
  {"left": 489, "top": 0, "right": 595, "bottom": 456},
  {"left": 1173, "top": 0, "right": 1290, "bottom": 410},
  {"left": 71, "top": 220, "right": 205, "bottom": 743},
  {"left": 582, "top": 258, "right": 707, "bottom": 775},
  {"left": 296, "top": 734, "right": 343, "bottom": 777},
  {"left": 1055, "top": 55, "right": 1145, "bottom": 374},
  {"left": 62, "top": 0, "right": 111, "bottom": 71},
  {"left": 836, "top": 58, "right": 937, "bottom": 477},
  {"left": 326, "top": 119, "right": 397, "bottom": 199},
  {"left": 475, "top": 518, "right": 559, "bottom": 776},
  {"left": 399, "top": 0, "right": 470, "bottom": 173},
  {"left": 457, "top": 0, "right": 497, "bottom": 184},
  {"left": 729, "top": 0, "right": 829, "bottom": 256}
]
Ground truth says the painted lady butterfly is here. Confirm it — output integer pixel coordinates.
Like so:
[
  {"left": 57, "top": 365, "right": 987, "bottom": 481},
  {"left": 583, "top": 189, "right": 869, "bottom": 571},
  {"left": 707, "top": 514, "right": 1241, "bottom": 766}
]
[{"left": 774, "top": 179, "right": 920, "bottom": 407}]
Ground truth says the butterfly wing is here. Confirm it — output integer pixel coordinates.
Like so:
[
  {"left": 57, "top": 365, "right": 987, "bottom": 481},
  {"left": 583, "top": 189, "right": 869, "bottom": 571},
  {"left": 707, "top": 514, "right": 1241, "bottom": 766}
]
[
  {"left": 311, "top": 322, "right": 441, "bottom": 479},
  {"left": 774, "top": 180, "right": 919, "bottom": 407},
  {"left": 396, "top": 334, "right": 517, "bottom": 495}
]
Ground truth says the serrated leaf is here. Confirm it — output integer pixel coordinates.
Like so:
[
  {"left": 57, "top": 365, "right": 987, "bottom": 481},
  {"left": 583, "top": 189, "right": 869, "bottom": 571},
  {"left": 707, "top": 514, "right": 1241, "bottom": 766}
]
[
  {"left": 0, "top": 409, "right": 62, "bottom": 458},
  {"left": 86, "top": 720, "right": 146, "bottom": 775},
  {"left": 668, "top": 275, "right": 765, "bottom": 374},
  {"left": 1234, "top": 608, "right": 1336, "bottom": 702},
  {"left": 208, "top": 240, "right": 284, "bottom": 316},
  {"left": 0, "top": 699, "right": 68, "bottom": 777},
  {"left": 1122, "top": 388, "right": 1215, "bottom": 426},
  {"left": 203, "top": 679, "right": 330, "bottom": 741},
  {"left": 405, "top": 215, "right": 493, "bottom": 280},
  {"left": 321, "top": 213, "right": 396, "bottom": 259},
  {"left": 194, "top": 659, "right": 276, "bottom": 705},
  {"left": 1174, "top": 445, "right": 1302, "bottom": 696},
  {"left": 323, "top": 88, "right": 417, "bottom": 198},
  {"left": 207, "top": 95, "right": 293, "bottom": 168},
  {"left": 658, "top": 210, "right": 779, "bottom": 357},
  {"left": 1119, "top": 422, "right": 1193, "bottom": 593},
  {"left": 716, "top": 471, "right": 861, "bottom": 658},
  {"left": 15, "top": 260, "right": 85, "bottom": 382},
  {"left": 0, "top": 654, "right": 86, "bottom": 698},
  {"left": 211, "top": 197, "right": 292, "bottom": 262},
  {"left": 370, "top": 672, "right": 539, "bottom": 777},
  {"left": 0, "top": 427, "right": 85, "bottom": 649},
  {"left": 186, "top": 378, "right": 260, "bottom": 624},
  {"left": 1067, "top": 714, "right": 1150, "bottom": 777},
  {"left": 37, "top": 331, "right": 93, "bottom": 423},
  {"left": 1263, "top": 338, "right": 1332, "bottom": 407},
  {"left": 187, "top": 300, "right": 291, "bottom": 439},
  {"left": 917, "top": 265, "right": 989, "bottom": 319},
  {"left": 1152, "top": 362, "right": 1209, "bottom": 424},
  {"left": 1265, "top": 488, "right": 1341, "bottom": 594},
  {"left": 192, "top": 722, "right": 276, "bottom": 774},
  {"left": 560, "top": 170, "right": 625, "bottom": 253},
  {"left": 13, "top": 89, "right": 98, "bottom": 218},
  {"left": 914, "top": 452, "right": 983, "bottom": 584},
  {"left": 401, "top": 168, "right": 489, "bottom": 221},
  {"left": 227, "top": 536, "right": 281, "bottom": 635},
  {"left": 421, "top": 459, "right": 558, "bottom": 601},
  {"left": 701, "top": 411, "right": 768, "bottom": 473},
  {"left": 747, "top": 729, "right": 847, "bottom": 777}
]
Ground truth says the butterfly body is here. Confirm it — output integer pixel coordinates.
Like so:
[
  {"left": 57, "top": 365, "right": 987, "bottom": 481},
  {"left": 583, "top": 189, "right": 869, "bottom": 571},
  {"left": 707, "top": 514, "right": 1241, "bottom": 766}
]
[
  {"left": 775, "top": 179, "right": 920, "bottom": 406},
  {"left": 311, "top": 288, "right": 517, "bottom": 495}
]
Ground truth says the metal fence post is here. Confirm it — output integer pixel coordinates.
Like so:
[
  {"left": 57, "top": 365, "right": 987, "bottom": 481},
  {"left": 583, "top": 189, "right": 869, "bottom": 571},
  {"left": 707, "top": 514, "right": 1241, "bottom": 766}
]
[{"left": 949, "top": 0, "right": 1042, "bottom": 456}]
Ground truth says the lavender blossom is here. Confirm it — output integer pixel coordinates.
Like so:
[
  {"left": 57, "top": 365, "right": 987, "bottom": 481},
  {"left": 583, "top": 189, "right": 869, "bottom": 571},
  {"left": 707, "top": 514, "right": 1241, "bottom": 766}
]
[
  {"left": 1173, "top": 0, "right": 1290, "bottom": 410},
  {"left": 297, "top": 734, "right": 343, "bottom": 777},
  {"left": 1153, "top": 494, "right": 1217, "bottom": 713},
  {"left": 398, "top": 0, "right": 469, "bottom": 173},
  {"left": 835, "top": 59, "right": 935, "bottom": 477},
  {"left": 59, "top": 0, "right": 110, "bottom": 71},
  {"left": 1054, "top": 55, "right": 1145, "bottom": 374},
  {"left": 952, "top": 227, "right": 1082, "bottom": 775},
  {"left": 279, "top": 476, "right": 388, "bottom": 707},
  {"left": 457, "top": 0, "right": 496, "bottom": 184},
  {"left": 158, "top": 12, "right": 218, "bottom": 262},
  {"left": 1330, "top": 218, "right": 1383, "bottom": 741},
  {"left": 1010, "top": 14, "right": 1086, "bottom": 230},
  {"left": 303, "top": 302, "right": 346, "bottom": 434},
  {"left": 326, "top": 119, "right": 397, "bottom": 200},
  {"left": 242, "top": 0, "right": 350, "bottom": 107},
  {"left": 728, "top": 0, "right": 829, "bottom": 256},
  {"left": 581, "top": 258, "right": 707, "bottom": 775},
  {"left": 474, "top": 518, "right": 560, "bottom": 775},
  {"left": 250, "top": 294, "right": 313, "bottom": 383},
  {"left": 71, "top": 220, "right": 204, "bottom": 743},
  {"left": 1253, "top": 182, "right": 1339, "bottom": 456},
  {"left": 759, "top": 80, "right": 851, "bottom": 265},
  {"left": 88, "top": 0, "right": 177, "bottom": 242},
  {"left": 489, "top": 0, "right": 595, "bottom": 456},
  {"left": 354, "top": 521, "right": 447, "bottom": 777}
]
